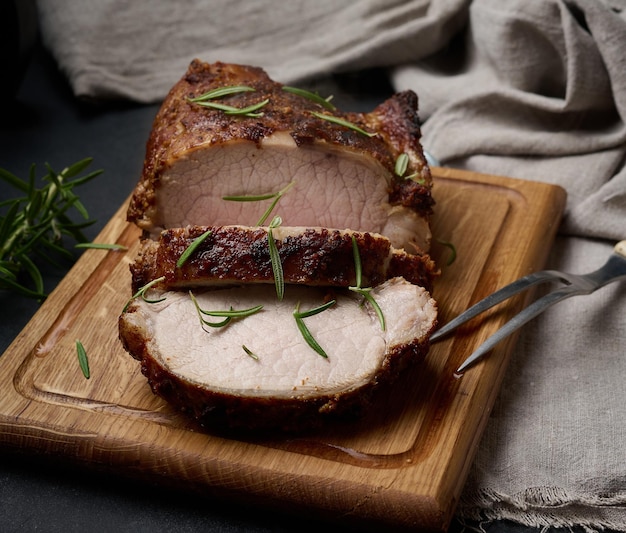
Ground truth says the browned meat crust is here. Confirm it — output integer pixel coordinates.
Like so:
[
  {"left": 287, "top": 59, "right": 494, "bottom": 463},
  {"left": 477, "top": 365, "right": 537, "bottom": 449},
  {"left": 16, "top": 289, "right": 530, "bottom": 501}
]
[
  {"left": 127, "top": 59, "right": 433, "bottom": 230},
  {"left": 130, "top": 225, "right": 439, "bottom": 293}
]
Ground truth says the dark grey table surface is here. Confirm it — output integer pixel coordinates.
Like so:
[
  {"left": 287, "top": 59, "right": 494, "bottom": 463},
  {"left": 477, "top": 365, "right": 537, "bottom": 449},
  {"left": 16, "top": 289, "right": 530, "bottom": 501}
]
[{"left": 0, "top": 43, "right": 612, "bottom": 533}]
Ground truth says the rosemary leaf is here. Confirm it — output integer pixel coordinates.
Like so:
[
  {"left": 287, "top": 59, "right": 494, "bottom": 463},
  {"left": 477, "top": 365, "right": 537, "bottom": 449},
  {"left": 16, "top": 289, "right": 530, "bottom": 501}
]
[
  {"left": 75, "top": 242, "right": 128, "bottom": 251},
  {"left": 122, "top": 276, "right": 166, "bottom": 313},
  {"left": 293, "top": 299, "right": 336, "bottom": 319},
  {"left": 349, "top": 286, "right": 386, "bottom": 331},
  {"left": 223, "top": 181, "right": 295, "bottom": 226},
  {"left": 436, "top": 238, "right": 457, "bottom": 266},
  {"left": 188, "top": 85, "right": 256, "bottom": 102},
  {"left": 176, "top": 229, "right": 212, "bottom": 268},
  {"left": 351, "top": 235, "right": 363, "bottom": 288},
  {"left": 75, "top": 339, "right": 90, "bottom": 379},
  {"left": 189, "top": 291, "right": 263, "bottom": 330},
  {"left": 395, "top": 153, "right": 409, "bottom": 177},
  {"left": 349, "top": 236, "right": 385, "bottom": 331},
  {"left": 293, "top": 301, "right": 331, "bottom": 358},
  {"left": 194, "top": 98, "right": 269, "bottom": 117},
  {"left": 310, "top": 111, "right": 376, "bottom": 138},
  {"left": 242, "top": 345, "right": 260, "bottom": 361},
  {"left": 282, "top": 86, "right": 336, "bottom": 110},
  {"left": 268, "top": 216, "right": 285, "bottom": 300}
]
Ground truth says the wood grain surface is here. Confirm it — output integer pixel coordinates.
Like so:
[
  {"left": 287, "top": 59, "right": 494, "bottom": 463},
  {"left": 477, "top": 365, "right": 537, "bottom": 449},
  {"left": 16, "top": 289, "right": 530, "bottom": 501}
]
[{"left": 0, "top": 167, "right": 566, "bottom": 532}]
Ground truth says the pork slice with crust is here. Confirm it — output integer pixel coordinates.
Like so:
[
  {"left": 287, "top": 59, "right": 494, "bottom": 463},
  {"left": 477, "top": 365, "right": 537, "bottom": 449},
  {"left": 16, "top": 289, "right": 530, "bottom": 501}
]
[
  {"left": 130, "top": 225, "right": 439, "bottom": 293},
  {"left": 118, "top": 278, "right": 437, "bottom": 432},
  {"left": 127, "top": 60, "right": 434, "bottom": 252}
]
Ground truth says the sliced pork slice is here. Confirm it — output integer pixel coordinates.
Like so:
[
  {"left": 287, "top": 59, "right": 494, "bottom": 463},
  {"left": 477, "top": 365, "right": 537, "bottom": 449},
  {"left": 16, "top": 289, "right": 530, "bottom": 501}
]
[
  {"left": 130, "top": 225, "right": 439, "bottom": 293},
  {"left": 119, "top": 278, "right": 437, "bottom": 432},
  {"left": 127, "top": 60, "right": 434, "bottom": 251}
]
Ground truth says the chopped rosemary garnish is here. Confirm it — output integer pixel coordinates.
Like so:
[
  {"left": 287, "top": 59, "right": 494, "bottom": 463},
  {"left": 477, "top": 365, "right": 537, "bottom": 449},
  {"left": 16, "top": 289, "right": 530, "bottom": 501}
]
[
  {"left": 437, "top": 238, "right": 457, "bottom": 266},
  {"left": 0, "top": 158, "right": 102, "bottom": 300},
  {"left": 349, "top": 236, "right": 385, "bottom": 330},
  {"left": 189, "top": 291, "right": 263, "bottom": 330},
  {"left": 122, "top": 276, "right": 166, "bottom": 313},
  {"left": 194, "top": 98, "right": 269, "bottom": 117},
  {"left": 242, "top": 344, "right": 260, "bottom": 361},
  {"left": 394, "top": 152, "right": 426, "bottom": 184},
  {"left": 309, "top": 111, "right": 376, "bottom": 138},
  {"left": 293, "top": 300, "right": 336, "bottom": 358},
  {"left": 282, "top": 86, "right": 335, "bottom": 110},
  {"left": 75, "top": 339, "right": 90, "bottom": 379},
  {"left": 176, "top": 229, "right": 212, "bottom": 268},
  {"left": 223, "top": 181, "right": 295, "bottom": 226},
  {"left": 187, "top": 85, "right": 256, "bottom": 102},
  {"left": 268, "top": 216, "right": 285, "bottom": 300},
  {"left": 395, "top": 153, "right": 410, "bottom": 177},
  {"left": 75, "top": 242, "right": 128, "bottom": 251}
]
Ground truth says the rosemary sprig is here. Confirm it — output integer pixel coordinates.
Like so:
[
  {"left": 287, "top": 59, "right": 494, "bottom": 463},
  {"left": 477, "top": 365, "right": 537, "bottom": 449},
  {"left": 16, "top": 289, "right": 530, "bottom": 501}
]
[
  {"left": 282, "top": 86, "right": 335, "bottom": 110},
  {"left": 293, "top": 300, "right": 336, "bottom": 358},
  {"left": 187, "top": 85, "right": 255, "bottom": 102},
  {"left": 222, "top": 180, "right": 295, "bottom": 226},
  {"left": 309, "top": 111, "right": 376, "bottom": 138},
  {"left": 0, "top": 158, "right": 102, "bottom": 300},
  {"left": 349, "top": 236, "right": 385, "bottom": 331},
  {"left": 121, "top": 276, "right": 166, "bottom": 313},
  {"left": 176, "top": 229, "right": 212, "bottom": 268},
  {"left": 268, "top": 216, "right": 285, "bottom": 300},
  {"left": 189, "top": 290, "right": 263, "bottom": 330},
  {"left": 75, "top": 242, "right": 128, "bottom": 251},
  {"left": 194, "top": 99, "right": 269, "bottom": 118},
  {"left": 75, "top": 339, "right": 90, "bottom": 379}
]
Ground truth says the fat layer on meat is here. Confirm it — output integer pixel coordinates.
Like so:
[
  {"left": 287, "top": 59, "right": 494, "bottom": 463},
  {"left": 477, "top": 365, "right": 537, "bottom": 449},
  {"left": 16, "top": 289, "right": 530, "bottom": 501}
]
[
  {"left": 131, "top": 225, "right": 439, "bottom": 293},
  {"left": 127, "top": 60, "right": 434, "bottom": 251},
  {"left": 119, "top": 278, "right": 437, "bottom": 431}
]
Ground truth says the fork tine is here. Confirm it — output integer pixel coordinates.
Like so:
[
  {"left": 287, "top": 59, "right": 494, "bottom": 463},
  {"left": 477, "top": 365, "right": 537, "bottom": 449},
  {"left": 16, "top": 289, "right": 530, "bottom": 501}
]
[
  {"left": 455, "top": 284, "right": 583, "bottom": 373},
  {"left": 430, "top": 270, "right": 563, "bottom": 342}
]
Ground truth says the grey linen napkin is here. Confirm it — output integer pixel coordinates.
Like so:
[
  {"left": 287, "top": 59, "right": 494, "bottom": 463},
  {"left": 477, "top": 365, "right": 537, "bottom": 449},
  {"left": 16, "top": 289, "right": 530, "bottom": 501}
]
[{"left": 37, "top": 0, "right": 626, "bottom": 530}]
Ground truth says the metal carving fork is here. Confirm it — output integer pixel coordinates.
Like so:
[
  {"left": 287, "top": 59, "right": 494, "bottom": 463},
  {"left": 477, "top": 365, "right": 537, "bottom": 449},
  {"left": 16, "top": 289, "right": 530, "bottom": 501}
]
[{"left": 431, "top": 240, "right": 626, "bottom": 373}]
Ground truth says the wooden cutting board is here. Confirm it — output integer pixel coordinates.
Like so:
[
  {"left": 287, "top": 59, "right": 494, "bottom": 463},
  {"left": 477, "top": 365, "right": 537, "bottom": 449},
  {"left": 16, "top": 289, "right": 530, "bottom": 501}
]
[{"left": 0, "top": 167, "right": 566, "bottom": 532}]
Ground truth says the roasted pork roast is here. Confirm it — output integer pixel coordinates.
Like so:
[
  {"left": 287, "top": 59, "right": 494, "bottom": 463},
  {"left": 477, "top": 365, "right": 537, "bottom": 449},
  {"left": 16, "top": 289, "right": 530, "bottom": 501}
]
[
  {"left": 119, "top": 60, "right": 439, "bottom": 432},
  {"left": 127, "top": 60, "right": 434, "bottom": 253}
]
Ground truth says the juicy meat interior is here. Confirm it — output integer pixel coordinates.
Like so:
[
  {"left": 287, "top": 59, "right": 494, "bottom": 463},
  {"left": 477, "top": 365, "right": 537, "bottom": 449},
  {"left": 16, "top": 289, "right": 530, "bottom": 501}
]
[
  {"left": 127, "top": 60, "right": 434, "bottom": 252},
  {"left": 119, "top": 278, "right": 437, "bottom": 399}
]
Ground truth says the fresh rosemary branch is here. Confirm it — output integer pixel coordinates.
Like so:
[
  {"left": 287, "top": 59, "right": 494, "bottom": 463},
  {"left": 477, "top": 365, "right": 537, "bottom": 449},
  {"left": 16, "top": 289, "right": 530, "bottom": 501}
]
[
  {"left": 121, "top": 276, "right": 166, "bottom": 313},
  {"left": 189, "top": 290, "right": 263, "bottom": 330},
  {"left": 309, "top": 111, "right": 376, "bottom": 138},
  {"left": 0, "top": 158, "right": 102, "bottom": 300},
  {"left": 293, "top": 300, "right": 336, "bottom": 358},
  {"left": 176, "top": 229, "right": 212, "bottom": 268},
  {"left": 75, "top": 339, "right": 90, "bottom": 379},
  {"left": 282, "top": 86, "right": 336, "bottom": 110},
  {"left": 268, "top": 216, "right": 285, "bottom": 300},
  {"left": 349, "top": 236, "right": 385, "bottom": 331},
  {"left": 222, "top": 180, "right": 295, "bottom": 226}
]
